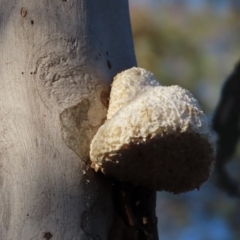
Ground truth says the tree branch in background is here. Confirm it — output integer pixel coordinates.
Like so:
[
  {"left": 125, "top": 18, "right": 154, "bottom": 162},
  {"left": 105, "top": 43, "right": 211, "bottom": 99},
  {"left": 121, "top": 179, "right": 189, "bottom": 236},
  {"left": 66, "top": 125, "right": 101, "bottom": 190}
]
[{"left": 212, "top": 62, "right": 240, "bottom": 196}]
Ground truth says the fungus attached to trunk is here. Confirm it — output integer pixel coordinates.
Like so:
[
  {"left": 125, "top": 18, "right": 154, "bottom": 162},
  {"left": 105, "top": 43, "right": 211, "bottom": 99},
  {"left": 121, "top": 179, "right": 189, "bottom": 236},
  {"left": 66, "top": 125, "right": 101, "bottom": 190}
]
[{"left": 90, "top": 67, "right": 215, "bottom": 194}]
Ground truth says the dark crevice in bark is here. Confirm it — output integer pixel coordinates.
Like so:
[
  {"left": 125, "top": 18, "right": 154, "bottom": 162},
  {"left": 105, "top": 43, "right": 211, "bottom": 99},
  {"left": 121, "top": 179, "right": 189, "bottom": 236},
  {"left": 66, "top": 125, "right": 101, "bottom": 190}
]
[
  {"left": 109, "top": 180, "right": 158, "bottom": 240},
  {"left": 43, "top": 232, "right": 53, "bottom": 240}
]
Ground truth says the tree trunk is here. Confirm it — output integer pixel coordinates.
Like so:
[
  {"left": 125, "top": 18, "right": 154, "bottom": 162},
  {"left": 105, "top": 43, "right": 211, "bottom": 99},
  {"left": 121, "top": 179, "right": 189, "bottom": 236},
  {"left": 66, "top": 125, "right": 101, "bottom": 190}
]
[{"left": 0, "top": 0, "right": 136, "bottom": 239}]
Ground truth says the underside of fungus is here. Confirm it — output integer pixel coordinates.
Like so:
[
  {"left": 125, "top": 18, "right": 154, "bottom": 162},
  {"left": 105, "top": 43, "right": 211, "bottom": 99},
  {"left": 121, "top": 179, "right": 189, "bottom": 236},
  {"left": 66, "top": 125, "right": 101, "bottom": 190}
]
[{"left": 90, "top": 67, "right": 215, "bottom": 194}]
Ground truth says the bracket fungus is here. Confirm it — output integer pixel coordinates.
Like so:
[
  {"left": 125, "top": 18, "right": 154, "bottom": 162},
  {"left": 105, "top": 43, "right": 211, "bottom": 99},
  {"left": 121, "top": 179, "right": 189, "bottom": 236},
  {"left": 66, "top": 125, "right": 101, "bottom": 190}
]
[{"left": 90, "top": 67, "right": 215, "bottom": 194}]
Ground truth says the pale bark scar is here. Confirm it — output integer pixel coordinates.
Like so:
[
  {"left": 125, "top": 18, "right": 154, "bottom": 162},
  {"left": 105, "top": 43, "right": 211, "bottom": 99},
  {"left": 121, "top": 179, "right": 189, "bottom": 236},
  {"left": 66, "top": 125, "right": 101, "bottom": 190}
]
[
  {"left": 60, "top": 85, "right": 109, "bottom": 162},
  {"left": 35, "top": 52, "right": 96, "bottom": 110},
  {"left": 35, "top": 52, "right": 109, "bottom": 162}
]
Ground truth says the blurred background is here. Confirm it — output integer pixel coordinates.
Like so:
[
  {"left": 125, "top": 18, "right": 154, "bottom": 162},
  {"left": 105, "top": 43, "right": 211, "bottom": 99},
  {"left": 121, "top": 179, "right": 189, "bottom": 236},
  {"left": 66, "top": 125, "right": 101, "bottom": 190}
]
[{"left": 129, "top": 1, "right": 240, "bottom": 239}]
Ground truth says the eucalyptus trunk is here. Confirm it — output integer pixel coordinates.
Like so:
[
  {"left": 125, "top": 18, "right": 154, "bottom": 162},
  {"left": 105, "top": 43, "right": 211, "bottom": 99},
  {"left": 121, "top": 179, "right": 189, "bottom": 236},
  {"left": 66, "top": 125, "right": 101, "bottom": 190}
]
[{"left": 0, "top": 0, "right": 136, "bottom": 239}]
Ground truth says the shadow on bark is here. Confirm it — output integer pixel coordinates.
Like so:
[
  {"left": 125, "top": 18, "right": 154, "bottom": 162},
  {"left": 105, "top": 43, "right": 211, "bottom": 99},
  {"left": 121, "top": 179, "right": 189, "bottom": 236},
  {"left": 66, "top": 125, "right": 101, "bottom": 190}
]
[{"left": 109, "top": 181, "right": 158, "bottom": 240}]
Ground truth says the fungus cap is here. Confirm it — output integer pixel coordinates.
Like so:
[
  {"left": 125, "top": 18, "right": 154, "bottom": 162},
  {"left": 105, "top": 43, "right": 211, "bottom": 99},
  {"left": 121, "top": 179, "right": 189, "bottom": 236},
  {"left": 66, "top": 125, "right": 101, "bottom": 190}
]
[
  {"left": 107, "top": 67, "right": 160, "bottom": 119},
  {"left": 90, "top": 68, "right": 215, "bottom": 194}
]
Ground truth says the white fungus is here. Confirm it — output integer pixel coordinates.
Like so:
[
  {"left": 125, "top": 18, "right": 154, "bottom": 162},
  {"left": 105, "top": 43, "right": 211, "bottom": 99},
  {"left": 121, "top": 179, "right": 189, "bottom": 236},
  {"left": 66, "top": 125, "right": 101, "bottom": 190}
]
[
  {"left": 90, "top": 67, "right": 214, "bottom": 193},
  {"left": 107, "top": 68, "right": 160, "bottom": 119}
]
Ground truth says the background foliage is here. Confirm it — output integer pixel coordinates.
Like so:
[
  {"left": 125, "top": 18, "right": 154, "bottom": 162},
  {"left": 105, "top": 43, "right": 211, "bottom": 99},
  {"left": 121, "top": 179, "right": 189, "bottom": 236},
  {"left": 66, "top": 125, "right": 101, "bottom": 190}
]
[{"left": 130, "top": 1, "right": 240, "bottom": 239}]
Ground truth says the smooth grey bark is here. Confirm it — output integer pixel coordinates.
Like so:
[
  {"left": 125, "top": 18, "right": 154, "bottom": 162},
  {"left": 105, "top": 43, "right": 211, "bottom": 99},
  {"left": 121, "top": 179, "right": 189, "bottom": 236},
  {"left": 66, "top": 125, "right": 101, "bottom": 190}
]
[{"left": 0, "top": 0, "right": 136, "bottom": 239}]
